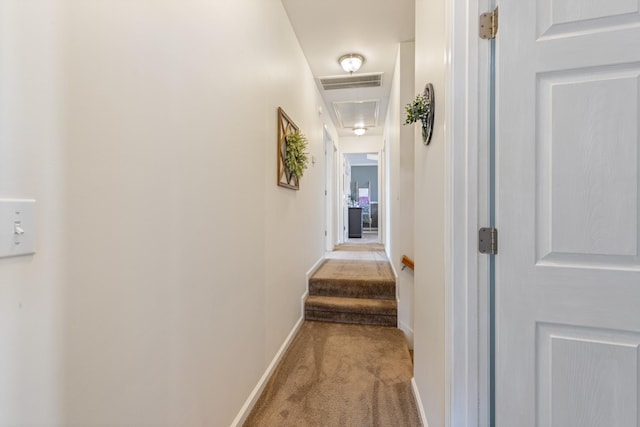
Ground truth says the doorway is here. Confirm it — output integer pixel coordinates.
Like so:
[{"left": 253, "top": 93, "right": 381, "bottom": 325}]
[{"left": 343, "top": 152, "right": 379, "bottom": 244}]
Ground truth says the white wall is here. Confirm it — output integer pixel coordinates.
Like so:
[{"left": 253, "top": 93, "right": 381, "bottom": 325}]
[
  {"left": 413, "top": 0, "right": 448, "bottom": 424},
  {"left": 0, "top": 1, "right": 65, "bottom": 423},
  {"left": 385, "top": 42, "right": 416, "bottom": 347},
  {"left": 0, "top": 0, "right": 335, "bottom": 425},
  {"left": 339, "top": 135, "right": 383, "bottom": 154}
]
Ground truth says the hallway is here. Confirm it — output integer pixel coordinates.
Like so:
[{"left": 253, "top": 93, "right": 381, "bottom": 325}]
[
  {"left": 0, "top": 0, "right": 425, "bottom": 425},
  {"left": 244, "top": 245, "right": 420, "bottom": 426}
]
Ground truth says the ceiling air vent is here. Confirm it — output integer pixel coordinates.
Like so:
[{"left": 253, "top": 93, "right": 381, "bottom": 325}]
[
  {"left": 333, "top": 100, "right": 379, "bottom": 129},
  {"left": 319, "top": 73, "right": 383, "bottom": 90}
]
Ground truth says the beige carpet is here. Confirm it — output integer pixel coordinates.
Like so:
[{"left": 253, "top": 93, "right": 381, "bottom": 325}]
[
  {"left": 244, "top": 321, "right": 421, "bottom": 427},
  {"left": 335, "top": 243, "right": 385, "bottom": 252},
  {"left": 305, "top": 259, "right": 397, "bottom": 326},
  {"left": 311, "top": 259, "right": 394, "bottom": 288}
]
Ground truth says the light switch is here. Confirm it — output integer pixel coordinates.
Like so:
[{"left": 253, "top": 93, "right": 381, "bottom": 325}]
[{"left": 0, "top": 199, "right": 36, "bottom": 258}]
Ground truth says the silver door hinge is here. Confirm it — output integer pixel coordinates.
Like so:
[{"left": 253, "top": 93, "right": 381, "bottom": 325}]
[
  {"left": 479, "top": 227, "right": 498, "bottom": 254},
  {"left": 479, "top": 7, "right": 498, "bottom": 40}
]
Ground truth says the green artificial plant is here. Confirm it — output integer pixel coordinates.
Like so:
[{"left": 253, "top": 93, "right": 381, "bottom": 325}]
[
  {"left": 404, "top": 92, "right": 433, "bottom": 143},
  {"left": 404, "top": 93, "right": 429, "bottom": 126},
  {"left": 285, "top": 130, "right": 309, "bottom": 181}
]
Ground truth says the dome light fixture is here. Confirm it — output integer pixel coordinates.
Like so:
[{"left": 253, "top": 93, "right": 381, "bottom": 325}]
[
  {"left": 339, "top": 53, "right": 365, "bottom": 74},
  {"left": 353, "top": 127, "right": 367, "bottom": 136}
]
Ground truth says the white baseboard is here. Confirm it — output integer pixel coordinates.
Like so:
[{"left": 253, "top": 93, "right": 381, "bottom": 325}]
[
  {"left": 411, "top": 378, "right": 429, "bottom": 427},
  {"left": 300, "top": 290, "right": 308, "bottom": 318},
  {"left": 231, "top": 257, "right": 324, "bottom": 426},
  {"left": 389, "top": 256, "right": 399, "bottom": 279},
  {"left": 389, "top": 258, "right": 400, "bottom": 301},
  {"left": 303, "top": 255, "right": 325, "bottom": 312},
  {"left": 230, "top": 316, "right": 304, "bottom": 427},
  {"left": 306, "top": 256, "right": 326, "bottom": 286},
  {"left": 399, "top": 320, "right": 414, "bottom": 349}
]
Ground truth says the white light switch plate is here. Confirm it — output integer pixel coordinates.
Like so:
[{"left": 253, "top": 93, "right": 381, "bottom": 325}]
[{"left": 0, "top": 199, "right": 36, "bottom": 258}]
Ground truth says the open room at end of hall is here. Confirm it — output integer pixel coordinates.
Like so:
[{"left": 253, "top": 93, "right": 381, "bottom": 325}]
[{"left": 344, "top": 152, "right": 379, "bottom": 241}]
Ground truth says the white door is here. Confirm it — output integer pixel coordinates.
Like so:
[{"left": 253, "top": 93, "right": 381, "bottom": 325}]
[
  {"left": 342, "top": 156, "right": 350, "bottom": 243},
  {"left": 324, "top": 131, "right": 334, "bottom": 252},
  {"left": 496, "top": 0, "right": 640, "bottom": 425}
]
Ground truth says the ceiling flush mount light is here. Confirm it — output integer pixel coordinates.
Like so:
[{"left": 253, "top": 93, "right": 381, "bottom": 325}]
[
  {"left": 339, "top": 53, "right": 365, "bottom": 74},
  {"left": 353, "top": 127, "right": 367, "bottom": 136}
]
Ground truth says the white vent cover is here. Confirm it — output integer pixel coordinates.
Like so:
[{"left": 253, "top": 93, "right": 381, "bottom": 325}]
[
  {"left": 319, "top": 73, "right": 383, "bottom": 90},
  {"left": 333, "top": 100, "right": 379, "bottom": 129}
]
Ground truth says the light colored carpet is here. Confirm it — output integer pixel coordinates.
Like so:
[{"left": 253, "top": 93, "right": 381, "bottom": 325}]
[
  {"left": 335, "top": 243, "right": 385, "bottom": 252},
  {"left": 244, "top": 321, "right": 421, "bottom": 427},
  {"left": 308, "top": 260, "right": 395, "bottom": 300},
  {"left": 305, "top": 259, "right": 397, "bottom": 326},
  {"left": 345, "top": 231, "right": 379, "bottom": 245},
  {"left": 325, "top": 249, "right": 388, "bottom": 262},
  {"left": 311, "top": 259, "right": 394, "bottom": 285}
]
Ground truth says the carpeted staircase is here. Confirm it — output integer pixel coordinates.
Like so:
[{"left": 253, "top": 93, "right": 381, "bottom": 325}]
[
  {"left": 305, "top": 257, "right": 397, "bottom": 326},
  {"left": 244, "top": 245, "right": 419, "bottom": 426}
]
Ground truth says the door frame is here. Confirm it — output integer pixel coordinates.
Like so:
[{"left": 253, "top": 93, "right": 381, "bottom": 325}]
[
  {"left": 446, "top": 0, "right": 491, "bottom": 424},
  {"left": 377, "top": 147, "right": 384, "bottom": 245},
  {"left": 340, "top": 150, "right": 383, "bottom": 244},
  {"left": 324, "top": 128, "right": 336, "bottom": 252}
]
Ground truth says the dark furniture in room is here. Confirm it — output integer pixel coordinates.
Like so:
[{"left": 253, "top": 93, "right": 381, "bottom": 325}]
[{"left": 348, "top": 207, "right": 362, "bottom": 238}]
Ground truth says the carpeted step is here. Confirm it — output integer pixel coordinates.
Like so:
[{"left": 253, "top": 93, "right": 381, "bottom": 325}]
[
  {"left": 305, "top": 295, "right": 397, "bottom": 327},
  {"left": 309, "top": 277, "right": 395, "bottom": 300},
  {"left": 309, "top": 259, "right": 396, "bottom": 300}
]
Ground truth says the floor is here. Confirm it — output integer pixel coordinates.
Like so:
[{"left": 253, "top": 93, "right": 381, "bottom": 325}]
[
  {"left": 244, "top": 240, "right": 421, "bottom": 426},
  {"left": 345, "top": 230, "right": 379, "bottom": 245},
  {"left": 243, "top": 322, "right": 420, "bottom": 427},
  {"left": 327, "top": 232, "right": 386, "bottom": 262}
]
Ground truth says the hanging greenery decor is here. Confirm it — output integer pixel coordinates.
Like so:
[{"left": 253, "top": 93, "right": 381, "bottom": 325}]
[
  {"left": 404, "top": 93, "right": 429, "bottom": 124},
  {"left": 284, "top": 130, "right": 309, "bottom": 180},
  {"left": 404, "top": 83, "right": 435, "bottom": 145}
]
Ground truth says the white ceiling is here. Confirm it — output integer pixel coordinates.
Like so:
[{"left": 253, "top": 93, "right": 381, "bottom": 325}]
[
  {"left": 345, "top": 153, "right": 379, "bottom": 166},
  {"left": 281, "top": 0, "right": 415, "bottom": 137}
]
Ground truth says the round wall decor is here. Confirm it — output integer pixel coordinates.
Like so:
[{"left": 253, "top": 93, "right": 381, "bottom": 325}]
[{"left": 422, "top": 83, "right": 435, "bottom": 145}]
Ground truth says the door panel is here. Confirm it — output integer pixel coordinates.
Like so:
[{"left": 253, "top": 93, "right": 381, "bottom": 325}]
[
  {"left": 537, "top": 66, "right": 640, "bottom": 266},
  {"left": 496, "top": 0, "right": 640, "bottom": 425},
  {"left": 537, "top": 323, "right": 640, "bottom": 427},
  {"left": 537, "top": 0, "right": 640, "bottom": 38}
]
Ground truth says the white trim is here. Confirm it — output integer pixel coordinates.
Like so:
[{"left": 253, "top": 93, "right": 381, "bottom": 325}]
[
  {"left": 447, "top": 0, "right": 491, "bottom": 424},
  {"left": 304, "top": 256, "right": 325, "bottom": 313},
  {"left": 300, "top": 291, "right": 309, "bottom": 320},
  {"left": 377, "top": 147, "right": 384, "bottom": 245},
  {"left": 412, "top": 378, "right": 429, "bottom": 427},
  {"left": 399, "top": 320, "right": 414, "bottom": 349},
  {"left": 324, "top": 129, "right": 335, "bottom": 252},
  {"left": 444, "top": 0, "right": 456, "bottom": 422},
  {"left": 230, "top": 316, "right": 304, "bottom": 427},
  {"left": 307, "top": 256, "right": 326, "bottom": 286},
  {"left": 332, "top": 143, "right": 340, "bottom": 250},
  {"left": 231, "top": 256, "right": 325, "bottom": 426},
  {"left": 389, "top": 256, "right": 396, "bottom": 279},
  {"left": 388, "top": 255, "right": 398, "bottom": 285},
  {"left": 387, "top": 250, "right": 413, "bottom": 347}
]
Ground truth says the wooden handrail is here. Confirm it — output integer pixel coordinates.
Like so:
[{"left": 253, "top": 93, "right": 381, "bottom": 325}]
[{"left": 401, "top": 255, "right": 414, "bottom": 271}]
